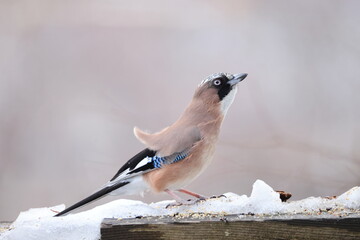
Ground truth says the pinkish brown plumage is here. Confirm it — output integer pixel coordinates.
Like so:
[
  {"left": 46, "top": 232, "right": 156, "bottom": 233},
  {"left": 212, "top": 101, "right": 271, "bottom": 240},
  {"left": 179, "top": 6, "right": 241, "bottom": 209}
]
[
  {"left": 137, "top": 74, "right": 247, "bottom": 197},
  {"left": 54, "top": 72, "right": 247, "bottom": 216}
]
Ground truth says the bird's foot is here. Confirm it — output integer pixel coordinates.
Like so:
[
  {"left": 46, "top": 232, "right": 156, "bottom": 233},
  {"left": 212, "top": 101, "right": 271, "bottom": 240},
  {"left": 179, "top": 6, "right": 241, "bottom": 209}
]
[
  {"left": 210, "top": 194, "right": 227, "bottom": 199},
  {"left": 166, "top": 198, "right": 202, "bottom": 208},
  {"left": 165, "top": 189, "right": 210, "bottom": 208}
]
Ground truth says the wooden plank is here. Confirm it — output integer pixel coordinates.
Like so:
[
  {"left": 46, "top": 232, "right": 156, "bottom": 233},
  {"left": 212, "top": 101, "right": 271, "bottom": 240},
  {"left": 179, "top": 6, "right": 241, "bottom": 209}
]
[{"left": 101, "top": 214, "right": 360, "bottom": 240}]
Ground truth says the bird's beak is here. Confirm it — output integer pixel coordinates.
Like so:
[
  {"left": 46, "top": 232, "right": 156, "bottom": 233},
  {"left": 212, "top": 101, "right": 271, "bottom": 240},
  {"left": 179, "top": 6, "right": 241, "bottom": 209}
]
[{"left": 228, "top": 73, "right": 248, "bottom": 86}]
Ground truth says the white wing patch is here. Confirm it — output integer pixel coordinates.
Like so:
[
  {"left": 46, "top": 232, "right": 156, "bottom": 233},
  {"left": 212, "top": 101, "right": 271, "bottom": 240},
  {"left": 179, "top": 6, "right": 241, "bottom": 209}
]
[{"left": 107, "top": 156, "right": 152, "bottom": 185}]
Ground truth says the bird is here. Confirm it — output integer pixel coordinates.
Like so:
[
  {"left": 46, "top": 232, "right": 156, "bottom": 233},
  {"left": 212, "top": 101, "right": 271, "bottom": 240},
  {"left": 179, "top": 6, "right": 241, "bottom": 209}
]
[{"left": 54, "top": 72, "right": 248, "bottom": 217}]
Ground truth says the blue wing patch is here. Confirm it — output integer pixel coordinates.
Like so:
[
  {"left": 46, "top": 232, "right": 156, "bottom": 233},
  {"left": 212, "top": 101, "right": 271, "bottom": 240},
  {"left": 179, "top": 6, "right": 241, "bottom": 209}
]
[
  {"left": 110, "top": 147, "right": 191, "bottom": 182},
  {"left": 151, "top": 151, "right": 189, "bottom": 169}
]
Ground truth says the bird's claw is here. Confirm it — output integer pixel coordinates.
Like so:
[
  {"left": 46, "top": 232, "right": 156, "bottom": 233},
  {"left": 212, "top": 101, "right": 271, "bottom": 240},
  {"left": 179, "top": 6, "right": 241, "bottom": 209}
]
[
  {"left": 210, "top": 194, "right": 227, "bottom": 199},
  {"left": 166, "top": 198, "right": 203, "bottom": 208}
]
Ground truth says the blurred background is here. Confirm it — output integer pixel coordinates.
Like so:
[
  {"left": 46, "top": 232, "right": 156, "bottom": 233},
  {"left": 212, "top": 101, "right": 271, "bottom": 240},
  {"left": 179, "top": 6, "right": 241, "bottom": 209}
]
[{"left": 1, "top": 0, "right": 359, "bottom": 220}]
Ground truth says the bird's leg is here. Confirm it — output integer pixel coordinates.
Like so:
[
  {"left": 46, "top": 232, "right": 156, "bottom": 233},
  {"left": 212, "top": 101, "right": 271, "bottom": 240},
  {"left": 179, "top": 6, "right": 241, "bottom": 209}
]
[
  {"left": 165, "top": 189, "right": 199, "bottom": 207},
  {"left": 179, "top": 188, "right": 226, "bottom": 200},
  {"left": 178, "top": 188, "right": 208, "bottom": 200},
  {"left": 165, "top": 189, "right": 187, "bottom": 203}
]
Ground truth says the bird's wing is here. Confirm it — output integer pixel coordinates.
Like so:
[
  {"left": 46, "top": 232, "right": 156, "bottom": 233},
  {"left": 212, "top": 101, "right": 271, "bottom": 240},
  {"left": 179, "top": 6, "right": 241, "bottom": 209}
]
[
  {"left": 110, "top": 125, "right": 202, "bottom": 183},
  {"left": 109, "top": 148, "right": 157, "bottom": 182},
  {"left": 55, "top": 148, "right": 191, "bottom": 216},
  {"left": 108, "top": 146, "right": 192, "bottom": 183},
  {"left": 133, "top": 125, "right": 202, "bottom": 156}
]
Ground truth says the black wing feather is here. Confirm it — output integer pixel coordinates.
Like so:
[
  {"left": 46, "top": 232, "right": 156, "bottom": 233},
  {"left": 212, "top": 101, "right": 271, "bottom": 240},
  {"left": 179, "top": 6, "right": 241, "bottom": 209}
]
[
  {"left": 109, "top": 148, "right": 156, "bottom": 181},
  {"left": 54, "top": 148, "right": 157, "bottom": 217},
  {"left": 54, "top": 181, "right": 129, "bottom": 217}
]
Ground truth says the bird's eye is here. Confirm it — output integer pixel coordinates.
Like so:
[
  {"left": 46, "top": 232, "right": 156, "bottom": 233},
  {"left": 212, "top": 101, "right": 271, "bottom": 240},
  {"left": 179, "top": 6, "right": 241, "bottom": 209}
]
[{"left": 213, "top": 79, "right": 221, "bottom": 86}]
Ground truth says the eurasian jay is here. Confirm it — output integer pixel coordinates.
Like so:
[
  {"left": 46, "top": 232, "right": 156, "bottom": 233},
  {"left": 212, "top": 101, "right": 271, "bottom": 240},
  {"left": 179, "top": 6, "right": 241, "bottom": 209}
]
[{"left": 54, "top": 72, "right": 248, "bottom": 216}]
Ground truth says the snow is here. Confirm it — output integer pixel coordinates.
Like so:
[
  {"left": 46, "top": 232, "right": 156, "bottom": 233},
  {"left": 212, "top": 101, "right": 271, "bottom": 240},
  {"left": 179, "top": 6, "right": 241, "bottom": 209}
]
[{"left": 1, "top": 180, "right": 359, "bottom": 240}]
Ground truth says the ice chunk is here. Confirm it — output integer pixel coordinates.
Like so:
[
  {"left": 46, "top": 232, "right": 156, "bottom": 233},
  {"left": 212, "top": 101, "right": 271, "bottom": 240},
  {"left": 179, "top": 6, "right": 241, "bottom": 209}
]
[
  {"left": 1, "top": 180, "right": 359, "bottom": 240},
  {"left": 1, "top": 200, "right": 165, "bottom": 240},
  {"left": 246, "top": 179, "right": 283, "bottom": 213},
  {"left": 337, "top": 186, "right": 360, "bottom": 209}
]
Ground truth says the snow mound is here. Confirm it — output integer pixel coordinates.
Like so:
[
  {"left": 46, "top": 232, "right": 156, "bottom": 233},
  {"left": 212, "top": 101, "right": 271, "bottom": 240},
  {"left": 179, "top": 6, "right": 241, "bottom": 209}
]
[{"left": 1, "top": 180, "right": 359, "bottom": 240}]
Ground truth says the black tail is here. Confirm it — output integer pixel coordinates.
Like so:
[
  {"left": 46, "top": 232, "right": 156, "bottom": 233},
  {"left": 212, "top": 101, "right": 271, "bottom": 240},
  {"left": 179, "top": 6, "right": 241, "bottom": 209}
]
[{"left": 54, "top": 181, "right": 129, "bottom": 217}]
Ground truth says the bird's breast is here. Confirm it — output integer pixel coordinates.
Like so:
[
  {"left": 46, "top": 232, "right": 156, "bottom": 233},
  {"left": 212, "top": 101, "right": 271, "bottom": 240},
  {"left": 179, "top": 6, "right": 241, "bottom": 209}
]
[{"left": 143, "top": 114, "right": 223, "bottom": 192}]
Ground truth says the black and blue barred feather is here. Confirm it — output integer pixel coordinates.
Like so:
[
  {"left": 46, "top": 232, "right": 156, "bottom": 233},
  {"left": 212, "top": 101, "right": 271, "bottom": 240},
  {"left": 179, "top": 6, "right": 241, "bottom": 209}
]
[{"left": 151, "top": 151, "right": 189, "bottom": 169}]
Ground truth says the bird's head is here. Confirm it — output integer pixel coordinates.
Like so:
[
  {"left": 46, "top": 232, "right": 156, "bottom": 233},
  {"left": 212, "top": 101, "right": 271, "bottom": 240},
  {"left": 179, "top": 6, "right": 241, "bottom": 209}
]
[{"left": 194, "top": 72, "right": 248, "bottom": 115}]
